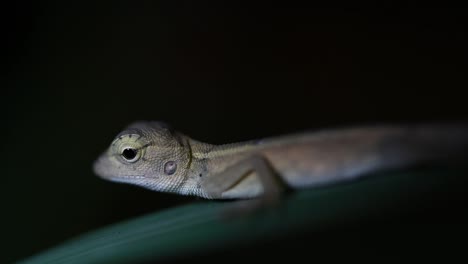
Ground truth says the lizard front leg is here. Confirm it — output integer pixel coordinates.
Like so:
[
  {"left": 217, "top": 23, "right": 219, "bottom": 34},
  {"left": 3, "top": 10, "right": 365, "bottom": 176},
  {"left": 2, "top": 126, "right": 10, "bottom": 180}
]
[{"left": 201, "top": 155, "right": 288, "bottom": 205}]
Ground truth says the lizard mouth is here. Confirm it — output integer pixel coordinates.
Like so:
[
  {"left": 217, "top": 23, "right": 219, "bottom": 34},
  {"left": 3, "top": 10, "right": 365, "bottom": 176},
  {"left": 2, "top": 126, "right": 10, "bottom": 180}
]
[
  {"left": 92, "top": 154, "right": 146, "bottom": 180},
  {"left": 104, "top": 175, "right": 147, "bottom": 184},
  {"left": 93, "top": 157, "right": 147, "bottom": 180}
]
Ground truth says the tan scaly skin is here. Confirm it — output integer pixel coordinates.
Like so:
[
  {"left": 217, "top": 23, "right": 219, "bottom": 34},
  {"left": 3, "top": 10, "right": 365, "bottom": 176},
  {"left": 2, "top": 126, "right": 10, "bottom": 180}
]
[{"left": 93, "top": 122, "right": 468, "bottom": 205}]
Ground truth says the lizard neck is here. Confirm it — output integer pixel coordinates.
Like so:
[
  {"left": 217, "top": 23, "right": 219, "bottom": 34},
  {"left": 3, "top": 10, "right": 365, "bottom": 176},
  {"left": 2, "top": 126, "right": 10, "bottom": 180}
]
[
  {"left": 180, "top": 137, "right": 260, "bottom": 198},
  {"left": 190, "top": 139, "right": 260, "bottom": 160}
]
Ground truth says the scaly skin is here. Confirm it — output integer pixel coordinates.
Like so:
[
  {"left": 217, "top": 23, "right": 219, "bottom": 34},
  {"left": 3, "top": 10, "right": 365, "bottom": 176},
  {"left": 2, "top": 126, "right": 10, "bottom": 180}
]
[{"left": 93, "top": 121, "right": 467, "bottom": 200}]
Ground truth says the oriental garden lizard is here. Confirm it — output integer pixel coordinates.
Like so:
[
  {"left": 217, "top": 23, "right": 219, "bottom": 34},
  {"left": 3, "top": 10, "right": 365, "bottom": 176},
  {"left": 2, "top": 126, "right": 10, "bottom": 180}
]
[{"left": 93, "top": 122, "right": 468, "bottom": 205}]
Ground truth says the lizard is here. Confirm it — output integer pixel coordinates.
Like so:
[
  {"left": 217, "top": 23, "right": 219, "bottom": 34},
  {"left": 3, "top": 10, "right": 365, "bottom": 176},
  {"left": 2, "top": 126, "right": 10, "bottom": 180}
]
[{"left": 93, "top": 121, "right": 468, "bottom": 204}]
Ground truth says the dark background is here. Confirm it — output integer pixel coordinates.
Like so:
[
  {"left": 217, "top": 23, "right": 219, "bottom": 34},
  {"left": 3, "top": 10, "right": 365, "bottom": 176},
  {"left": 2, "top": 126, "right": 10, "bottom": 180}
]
[{"left": 2, "top": 3, "right": 467, "bottom": 263}]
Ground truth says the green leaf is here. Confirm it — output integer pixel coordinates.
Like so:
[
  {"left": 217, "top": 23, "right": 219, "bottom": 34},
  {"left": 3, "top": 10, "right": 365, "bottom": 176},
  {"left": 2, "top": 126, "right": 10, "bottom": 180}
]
[{"left": 18, "top": 168, "right": 467, "bottom": 264}]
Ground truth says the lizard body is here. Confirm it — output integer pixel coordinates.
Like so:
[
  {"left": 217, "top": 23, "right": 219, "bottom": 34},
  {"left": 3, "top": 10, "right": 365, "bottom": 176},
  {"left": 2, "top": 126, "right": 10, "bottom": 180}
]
[{"left": 93, "top": 122, "right": 468, "bottom": 200}]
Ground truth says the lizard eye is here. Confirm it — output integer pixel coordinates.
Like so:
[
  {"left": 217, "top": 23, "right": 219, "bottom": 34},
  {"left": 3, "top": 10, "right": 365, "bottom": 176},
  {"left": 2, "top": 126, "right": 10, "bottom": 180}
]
[
  {"left": 121, "top": 147, "right": 140, "bottom": 163},
  {"left": 164, "top": 161, "right": 177, "bottom": 175}
]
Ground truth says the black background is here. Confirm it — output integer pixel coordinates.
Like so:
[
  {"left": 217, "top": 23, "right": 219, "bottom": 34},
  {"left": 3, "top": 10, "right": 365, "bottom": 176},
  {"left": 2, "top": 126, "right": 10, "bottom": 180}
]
[{"left": 3, "top": 3, "right": 467, "bottom": 263}]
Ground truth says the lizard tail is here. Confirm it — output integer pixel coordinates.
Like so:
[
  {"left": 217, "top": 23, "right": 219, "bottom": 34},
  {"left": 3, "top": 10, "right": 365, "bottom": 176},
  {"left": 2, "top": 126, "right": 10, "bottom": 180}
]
[
  {"left": 377, "top": 122, "right": 468, "bottom": 169},
  {"left": 274, "top": 122, "right": 468, "bottom": 189}
]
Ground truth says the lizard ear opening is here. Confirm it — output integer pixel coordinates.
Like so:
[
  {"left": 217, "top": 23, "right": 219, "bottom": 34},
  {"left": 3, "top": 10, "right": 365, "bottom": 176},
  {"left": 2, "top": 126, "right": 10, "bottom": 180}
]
[{"left": 164, "top": 161, "right": 177, "bottom": 175}]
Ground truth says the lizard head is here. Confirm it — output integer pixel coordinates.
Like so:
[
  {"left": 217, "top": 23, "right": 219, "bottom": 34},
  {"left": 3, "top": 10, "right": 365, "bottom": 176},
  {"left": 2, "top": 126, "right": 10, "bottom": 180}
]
[{"left": 93, "top": 121, "right": 193, "bottom": 194}]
